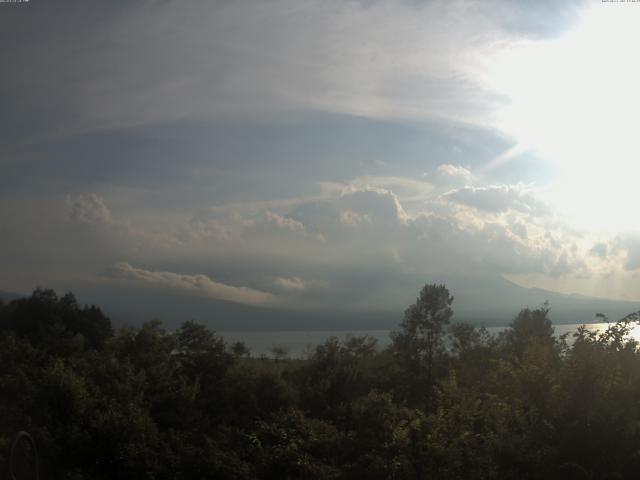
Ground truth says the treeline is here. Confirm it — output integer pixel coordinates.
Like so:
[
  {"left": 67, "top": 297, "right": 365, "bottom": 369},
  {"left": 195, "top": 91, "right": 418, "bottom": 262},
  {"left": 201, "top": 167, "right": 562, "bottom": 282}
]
[{"left": 1, "top": 285, "right": 640, "bottom": 479}]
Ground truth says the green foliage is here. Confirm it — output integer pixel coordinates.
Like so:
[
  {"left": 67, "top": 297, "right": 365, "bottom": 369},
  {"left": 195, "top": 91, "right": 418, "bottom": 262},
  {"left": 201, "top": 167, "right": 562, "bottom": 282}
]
[
  {"left": 502, "top": 304, "right": 556, "bottom": 359},
  {"left": 391, "top": 284, "right": 454, "bottom": 407},
  {"left": 0, "top": 288, "right": 112, "bottom": 352},
  {"left": 293, "top": 335, "right": 383, "bottom": 421},
  {"left": 3, "top": 287, "right": 640, "bottom": 479},
  {"left": 255, "top": 409, "right": 342, "bottom": 479}
]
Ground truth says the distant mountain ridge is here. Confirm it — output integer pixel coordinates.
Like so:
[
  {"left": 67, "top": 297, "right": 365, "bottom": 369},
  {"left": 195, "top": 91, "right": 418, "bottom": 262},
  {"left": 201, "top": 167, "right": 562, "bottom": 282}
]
[
  {"left": 70, "top": 276, "right": 640, "bottom": 330},
  {"left": 442, "top": 275, "right": 640, "bottom": 326},
  {"left": 3, "top": 278, "right": 639, "bottom": 331},
  {"left": 0, "top": 289, "right": 25, "bottom": 303}
]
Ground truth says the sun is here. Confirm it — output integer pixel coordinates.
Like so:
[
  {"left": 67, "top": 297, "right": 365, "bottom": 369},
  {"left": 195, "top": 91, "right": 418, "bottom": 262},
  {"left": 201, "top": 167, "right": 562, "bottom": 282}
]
[{"left": 486, "top": 4, "right": 640, "bottom": 233}]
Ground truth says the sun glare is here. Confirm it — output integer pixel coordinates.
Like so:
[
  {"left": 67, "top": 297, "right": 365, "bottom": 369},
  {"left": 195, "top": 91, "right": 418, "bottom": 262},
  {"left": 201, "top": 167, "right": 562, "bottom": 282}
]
[{"left": 488, "top": 5, "right": 640, "bottom": 232}]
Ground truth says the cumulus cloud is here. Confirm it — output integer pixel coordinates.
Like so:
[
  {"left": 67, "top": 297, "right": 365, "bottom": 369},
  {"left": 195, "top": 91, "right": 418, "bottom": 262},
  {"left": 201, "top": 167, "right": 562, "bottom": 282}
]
[
  {"left": 406, "top": 211, "right": 584, "bottom": 278},
  {"left": 290, "top": 186, "right": 410, "bottom": 233},
  {"left": 7, "top": 174, "right": 600, "bottom": 311},
  {"left": 509, "top": 220, "right": 528, "bottom": 240},
  {"left": 590, "top": 242, "right": 608, "bottom": 259},
  {"left": 620, "top": 236, "right": 640, "bottom": 271},
  {"left": 1, "top": 169, "right": 609, "bottom": 311},
  {"left": 445, "top": 185, "right": 547, "bottom": 214},
  {"left": 108, "top": 262, "right": 276, "bottom": 307},
  {"left": 431, "top": 164, "right": 474, "bottom": 189},
  {"left": 340, "top": 209, "right": 372, "bottom": 226},
  {"left": 178, "top": 177, "right": 585, "bottom": 285},
  {"left": 188, "top": 207, "right": 325, "bottom": 248},
  {"left": 349, "top": 176, "right": 434, "bottom": 202},
  {"left": 436, "top": 164, "right": 472, "bottom": 180},
  {"left": 340, "top": 188, "right": 410, "bottom": 225},
  {"left": 259, "top": 211, "right": 307, "bottom": 234}
]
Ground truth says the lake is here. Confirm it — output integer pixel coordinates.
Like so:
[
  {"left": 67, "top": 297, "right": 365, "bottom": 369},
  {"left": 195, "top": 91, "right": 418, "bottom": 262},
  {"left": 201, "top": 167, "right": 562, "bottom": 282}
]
[{"left": 221, "top": 322, "right": 640, "bottom": 358}]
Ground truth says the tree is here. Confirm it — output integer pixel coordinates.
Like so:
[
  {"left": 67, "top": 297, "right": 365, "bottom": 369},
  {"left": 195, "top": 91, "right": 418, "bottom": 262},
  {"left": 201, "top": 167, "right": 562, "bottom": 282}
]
[
  {"left": 0, "top": 289, "right": 113, "bottom": 352},
  {"left": 502, "top": 303, "right": 555, "bottom": 359},
  {"left": 231, "top": 341, "right": 250, "bottom": 358},
  {"left": 391, "top": 284, "right": 453, "bottom": 406},
  {"left": 270, "top": 345, "right": 290, "bottom": 362}
]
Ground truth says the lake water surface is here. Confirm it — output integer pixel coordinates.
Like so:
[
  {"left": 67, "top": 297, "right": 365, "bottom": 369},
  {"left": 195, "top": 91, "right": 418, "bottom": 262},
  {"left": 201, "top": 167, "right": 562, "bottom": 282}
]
[{"left": 221, "top": 322, "right": 640, "bottom": 358}]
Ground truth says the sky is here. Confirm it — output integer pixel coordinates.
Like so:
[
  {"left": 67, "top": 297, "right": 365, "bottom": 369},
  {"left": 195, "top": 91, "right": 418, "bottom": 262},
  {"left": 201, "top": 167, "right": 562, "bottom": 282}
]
[{"left": 3, "top": 0, "right": 640, "bottom": 325}]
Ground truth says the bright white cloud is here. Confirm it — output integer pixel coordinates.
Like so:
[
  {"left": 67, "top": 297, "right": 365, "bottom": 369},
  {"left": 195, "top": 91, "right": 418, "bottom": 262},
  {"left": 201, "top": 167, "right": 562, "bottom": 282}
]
[
  {"left": 479, "top": 4, "right": 640, "bottom": 232},
  {"left": 445, "top": 184, "right": 547, "bottom": 214},
  {"left": 619, "top": 236, "right": 640, "bottom": 271},
  {"left": 436, "top": 164, "right": 472, "bottom": 180}
]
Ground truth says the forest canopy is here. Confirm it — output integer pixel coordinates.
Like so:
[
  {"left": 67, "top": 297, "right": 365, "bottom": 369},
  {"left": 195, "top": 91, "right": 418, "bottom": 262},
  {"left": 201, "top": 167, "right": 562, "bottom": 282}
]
[{"left": 1, "top": 285, "right": 640, "bottom": 479}]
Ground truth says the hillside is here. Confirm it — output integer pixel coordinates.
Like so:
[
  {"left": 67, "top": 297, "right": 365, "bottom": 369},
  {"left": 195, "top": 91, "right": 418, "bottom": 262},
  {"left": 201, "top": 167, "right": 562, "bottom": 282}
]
[{"left": 27, "top": 275, "right": 639, "bottom": 330}]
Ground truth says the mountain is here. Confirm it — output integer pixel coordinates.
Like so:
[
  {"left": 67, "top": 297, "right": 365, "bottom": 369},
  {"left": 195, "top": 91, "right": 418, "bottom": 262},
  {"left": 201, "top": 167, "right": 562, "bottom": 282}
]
[
  {"left": 0, "top": 289, "right": 25, "bottom": 303},
  {"left": 70, "top": 275, "right": 640, "bottom": 331},
  {"left": 3, "top": 278, "right": 639, "bottom": 331},
  {"left": 439, "top": 275, "right": 640, "bottom": 326}
]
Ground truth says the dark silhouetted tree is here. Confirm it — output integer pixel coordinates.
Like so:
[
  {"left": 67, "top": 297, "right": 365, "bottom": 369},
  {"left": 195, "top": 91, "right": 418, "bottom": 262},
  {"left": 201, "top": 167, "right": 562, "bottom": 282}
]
[
  {"left": 503, "top": 303, "right": 555, "bottom": 359},
  {"left": 391, "top": 283, "right": 453, "bottom": 406}
]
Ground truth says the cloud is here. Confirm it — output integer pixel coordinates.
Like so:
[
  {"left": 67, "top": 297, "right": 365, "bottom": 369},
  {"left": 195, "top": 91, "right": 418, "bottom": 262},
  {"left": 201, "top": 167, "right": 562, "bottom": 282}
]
[
  {"left": 188, "top": 207, "right": 325, "bottom": 247},
  {"left": 179, "top": 178, "right": 586, "bottom": 284},
  {"left": 445, "top": 185, "right": 547, "bottom": 214},
  {"left": 436, "top": 163, "right": 472, "bottom": 180},
  {"left": 590, "top": 242, "right": 608, "bottom": 259},
  {"left": 340, "top": 209, "right": 372, "bottom": 227},
  {"left": 290, "top": 186, "right": 410, "bottom": 234},
  {"left": 406, "top": 211, "right": 584, "bottom": 278},
  {"left": 349, "top": 176, "right": 434, "bottom": 202},
  {"left": 620, "top": 236, "right": 640, "bottom": 271},
  {"left": 0, "top": 174, "right": 604, "bottom": 310},
  {"left": 0, "top": 0, "right": 576, "bottom": 145},
  {"left": 188, "top": 214, "right": 236, "bottom": 243},
  {"left": 108, "top": 262, "right": 276, "bottom": 308},
  {"left": 431, "top": 163, "right": 474, "bottom": 189},
  {"left": 273, "top": 277, "right": 306, "bottom": 292},
  {"left": 273, "top": 276, "right": 328, "bottom": 292},
  {"left": 341, "top": 188, "right": 410, "bottom": 225},
  {"left": 3, "top": 0, "right": 637, "bottom": 309},
  {"left": 68, "top": 194, "right": 111, "bottom": 225},
  {"left": 509, "top": 220, "right": 528, "bottom": 240},
  {"left": 258, "top": 211, "right": 307, "bottom": 234}
]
